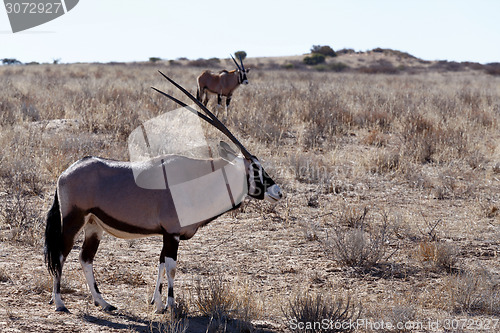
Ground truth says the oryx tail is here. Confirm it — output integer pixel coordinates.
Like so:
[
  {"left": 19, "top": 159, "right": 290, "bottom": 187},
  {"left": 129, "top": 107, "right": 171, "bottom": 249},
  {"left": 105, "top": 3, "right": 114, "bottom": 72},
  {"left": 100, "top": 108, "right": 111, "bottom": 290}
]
[{"left": 45, "top": 190, "right": 62, "bottom": 277}]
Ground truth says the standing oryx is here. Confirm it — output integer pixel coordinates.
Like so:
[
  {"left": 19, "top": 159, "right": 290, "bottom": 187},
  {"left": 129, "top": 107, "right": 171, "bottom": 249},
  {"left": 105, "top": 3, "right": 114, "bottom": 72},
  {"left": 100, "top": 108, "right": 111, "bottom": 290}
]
[
  {"left": 196, "top": 55, "right": 249, "bottom": 117},
  {"left": 44, "top": 71, "right": 282, "bottom": 314}
]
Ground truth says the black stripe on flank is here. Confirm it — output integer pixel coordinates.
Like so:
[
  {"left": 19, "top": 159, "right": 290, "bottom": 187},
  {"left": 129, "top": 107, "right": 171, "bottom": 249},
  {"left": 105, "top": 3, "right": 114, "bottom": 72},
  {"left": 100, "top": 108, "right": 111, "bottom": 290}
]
[{"left": 88, "top": 207, "right": 162, "bottom": 236}]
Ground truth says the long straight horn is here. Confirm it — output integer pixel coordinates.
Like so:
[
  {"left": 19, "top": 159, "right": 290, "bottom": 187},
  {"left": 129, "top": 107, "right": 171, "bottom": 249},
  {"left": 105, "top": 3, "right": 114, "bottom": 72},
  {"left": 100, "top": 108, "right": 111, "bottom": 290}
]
[
  {"left": 230, "top": 54, "right": 241, "bottom": 71},
  {"left": 154, "top": 71, "right": 253, "bottom": 159},
  {"left": 150, "top": 87, "right": 215, "bottom": 126},
  {"left": 238, "top": 54, "right": 246, "bottom": 72}
]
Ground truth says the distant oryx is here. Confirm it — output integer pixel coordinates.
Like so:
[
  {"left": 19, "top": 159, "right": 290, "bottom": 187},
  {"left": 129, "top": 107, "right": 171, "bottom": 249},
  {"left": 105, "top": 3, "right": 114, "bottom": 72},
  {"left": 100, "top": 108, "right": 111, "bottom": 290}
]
[
  {"left": 44, "top": 72, "right": 282, "bottom": 314},
  {"left": 196, "top": 55, "right": 249, "bottom": 116}
]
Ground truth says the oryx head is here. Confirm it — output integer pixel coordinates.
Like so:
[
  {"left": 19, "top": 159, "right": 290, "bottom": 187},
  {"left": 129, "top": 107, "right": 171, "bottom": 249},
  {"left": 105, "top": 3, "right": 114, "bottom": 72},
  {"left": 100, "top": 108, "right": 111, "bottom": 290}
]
[
  {"left": 218, "top": 141, "right": 282, "bottom": 203},
  {"left": 231, "top": 54, "right": 249, "bottom": 85},
  {"left": 153, "top": 72, "right": 282, "bottom": 204}
]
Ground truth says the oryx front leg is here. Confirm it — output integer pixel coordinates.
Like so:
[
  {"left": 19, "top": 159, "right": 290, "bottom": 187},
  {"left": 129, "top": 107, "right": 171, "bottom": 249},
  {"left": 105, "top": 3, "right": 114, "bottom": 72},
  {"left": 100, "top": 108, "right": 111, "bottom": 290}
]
[
  {"left": 79, "top": 221, "right": 116, "bottom": 312},
  {"left": 224, "top": 94, "right": 232, "bottom": 120},
  {"left": 151, "top": 233, "right": 179, "bottom": 313}
]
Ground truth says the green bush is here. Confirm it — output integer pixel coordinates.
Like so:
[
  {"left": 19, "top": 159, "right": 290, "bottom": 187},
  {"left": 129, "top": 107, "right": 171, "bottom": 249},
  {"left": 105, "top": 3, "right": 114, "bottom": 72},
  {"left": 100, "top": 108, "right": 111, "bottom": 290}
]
[
  {"left": 311, "top": 45, "right": 337, "bottom": 57},
  {"left": 234, "top": 50, "right": 247, "bottom": 61},
  {"left": 1, "top": 58, "right": 21, "bottom": 65},
  {"left": 303, "top": 53, "right": 325, "bottom": 65}
]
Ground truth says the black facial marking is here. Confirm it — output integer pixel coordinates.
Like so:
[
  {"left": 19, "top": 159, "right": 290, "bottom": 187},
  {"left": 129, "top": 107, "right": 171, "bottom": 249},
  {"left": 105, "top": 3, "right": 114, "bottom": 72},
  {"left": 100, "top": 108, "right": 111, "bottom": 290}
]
[{"left": 247, "top": 159, "right": 276, "bottom": 200}]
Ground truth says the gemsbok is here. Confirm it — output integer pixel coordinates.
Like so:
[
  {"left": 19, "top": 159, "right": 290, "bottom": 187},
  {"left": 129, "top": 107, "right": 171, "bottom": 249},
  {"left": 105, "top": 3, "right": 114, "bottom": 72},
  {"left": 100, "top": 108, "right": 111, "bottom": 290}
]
[
  {"left": 196, "top": 55, "right": 249, "bottom": 117},
  {"left": 44, "top": 72, "right": 282, "bottom": 314}
]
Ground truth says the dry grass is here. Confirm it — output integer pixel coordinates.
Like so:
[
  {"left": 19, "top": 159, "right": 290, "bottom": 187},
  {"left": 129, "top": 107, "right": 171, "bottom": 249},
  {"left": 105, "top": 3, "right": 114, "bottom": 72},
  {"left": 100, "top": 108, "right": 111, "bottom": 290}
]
[
  {"left": 0, "top": 60, "right": 499, "bottom": 332},
  {"left": 282, "top": 291, "right": 361, "bottom": 333},
  {"left": 446, "top": 269, "right": 500, "bottom": 315}
]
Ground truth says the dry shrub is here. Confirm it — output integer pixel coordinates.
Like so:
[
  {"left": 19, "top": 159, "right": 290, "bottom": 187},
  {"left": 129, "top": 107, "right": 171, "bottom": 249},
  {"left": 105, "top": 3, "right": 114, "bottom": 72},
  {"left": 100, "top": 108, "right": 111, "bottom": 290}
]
[
  {"left": 193, "top": 271, "right": 257, "bottom": 332},
  {"left": 368, "top": 150, "right": 400, "bottom": 174},
  {"left": 0, "top": 268, "right": 11, "bottom": 283},
  {"left": 301, "top": 92, "right": 353, "bottom": 148},
  {"left": 362, "top": 129, "right": 389, "bottom": 146},
  {"left": 194, "top": 274, "right": 235, "bottom": 320},
  {"left": 358, "top": 60, "right": 400, "bottom": 74},
  {"left": 401, "top": 112, "right": 470, "bottom": 164},
  {"left": 323, "top": 210, "right": 393, "bottom": 272},
  {"left": 416, "top": 241, "right": 458, "bottom": 272},
  {"left": 327, "top": 227, "right": 386, "bottom": 271},
  {"left": 401, "top": 113, "right": 436, "bottom": 163},
  {"left": 338, "top": 205, "right": 368, "bottom": 229},
  {"left": 356, "top": 110, "right": 392, "bottom": 131},
  {"left": 149, "top": 316, "right": 188, "bottom": 333},
  {"left": 386, "top": 304, "right": 416, "bottom": 333},
  {"left": 283, "top": 292, "right": 361, "bottom": 333},
  {"left": 0, "top": 185, "right": 43, "bottom": 246},
  {"left": 290, "top": 152, "right": 331, "bottom": 184},
  {"left": 446, "top": 270, "right": 499, "bottom": 315}
]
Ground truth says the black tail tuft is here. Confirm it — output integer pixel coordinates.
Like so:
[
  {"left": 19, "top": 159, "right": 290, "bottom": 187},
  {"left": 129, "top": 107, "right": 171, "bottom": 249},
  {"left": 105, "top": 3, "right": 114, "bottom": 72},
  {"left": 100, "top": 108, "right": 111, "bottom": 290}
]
[
  {"left": 196, "top": 87, "right": 200, "bottom": 101},
  {"left": 44, "top": 190, "right": 62, "bottom": 276}
]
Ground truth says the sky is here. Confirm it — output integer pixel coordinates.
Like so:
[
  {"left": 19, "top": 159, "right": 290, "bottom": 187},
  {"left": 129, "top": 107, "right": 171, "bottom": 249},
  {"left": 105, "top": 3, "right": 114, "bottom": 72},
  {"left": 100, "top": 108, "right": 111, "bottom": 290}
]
[{"left": 1, "top": 0, "right": 499, "bottom": 64}]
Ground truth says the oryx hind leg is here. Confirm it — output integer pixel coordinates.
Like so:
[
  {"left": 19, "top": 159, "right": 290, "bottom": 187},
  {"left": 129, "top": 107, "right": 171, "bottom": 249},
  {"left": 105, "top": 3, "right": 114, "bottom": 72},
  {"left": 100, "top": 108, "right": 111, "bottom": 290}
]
[
  {"left": 79, "top": 218, "right": 116, "bottom": 312},
  {"left": 151, "top": 232, "right": 179, "bottom": 313},
  {"left": 50, "top": 208, "right": 86, "bottom": 312},
  {"left": 202, "top": 88, "right": 209, "bottom": 106}
]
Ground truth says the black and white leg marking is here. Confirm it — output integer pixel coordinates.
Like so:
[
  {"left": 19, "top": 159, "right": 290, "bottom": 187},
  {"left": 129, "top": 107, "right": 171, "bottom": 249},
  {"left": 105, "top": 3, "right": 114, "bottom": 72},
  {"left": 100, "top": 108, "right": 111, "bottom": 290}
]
[
  {"left": 151, "top": 232, "right": 179, "bottom": 313},
  {"left": 79, "top": 220, "right": 116, "bottom": 312},
  {"left": 50, "top": 256, "right": 68, "bottom": 312},
  {"left": 51, "top": 208, "right": 86, "bottom": 312}
]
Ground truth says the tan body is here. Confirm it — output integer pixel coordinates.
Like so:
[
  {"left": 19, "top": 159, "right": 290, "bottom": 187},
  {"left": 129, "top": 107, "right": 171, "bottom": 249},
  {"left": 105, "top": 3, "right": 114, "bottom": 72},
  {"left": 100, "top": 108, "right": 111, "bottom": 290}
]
[
  {"left": 197, "top": 69, "right": 242, "bottom": 97},
  {"left": 196, "top": 55, "right": 249, "bottom": 114}
]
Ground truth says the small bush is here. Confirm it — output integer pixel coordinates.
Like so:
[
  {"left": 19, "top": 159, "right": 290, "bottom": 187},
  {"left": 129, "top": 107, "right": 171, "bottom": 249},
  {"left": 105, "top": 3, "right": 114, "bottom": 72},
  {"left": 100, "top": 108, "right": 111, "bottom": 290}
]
[
  {"left": 193, "top": 270, "right": 256, "bottom": 332},
  {"left": 149, "top": 57, "right": 162, "bottom": 63},
  {"left": 194, "top": 273, "right": 235, "bottom": 320},
  {"left": 328, "top": 62, "right": 349, "bottom": 72},
  {"left": 417, "top": 241, "right": 458, "bottom": 272},
  {"left": 323, "top": 212, "right": 393, "bottom": 273},
  {"left": 234, "top": 51, "right": 247, "bottom": 61},
  {"left": 338, "top": 205, "right": 368, "bottom": 229},
  {"left": 150, "top": 317, "right": 188, "bottom": 333},
  {"left": 447, "top": 270, "right": 500, "bottom": 315},
  {"left": 311, "top": 45, "right": 337, "bottom": 57},
  {"left": 1, "top": 58, "right": 22, "bottom": 65},
  {"left": 283, "top": 292, "right": 361, "bottom": 333},
  {"left": 303, "top": 53, "right": 326, "bottom": 66},
  {"left": 485, "top": 62, "right": 500, "bottom": 76},
  {"left": 336, "top": 48, "right": 356, "bottom": 55}
]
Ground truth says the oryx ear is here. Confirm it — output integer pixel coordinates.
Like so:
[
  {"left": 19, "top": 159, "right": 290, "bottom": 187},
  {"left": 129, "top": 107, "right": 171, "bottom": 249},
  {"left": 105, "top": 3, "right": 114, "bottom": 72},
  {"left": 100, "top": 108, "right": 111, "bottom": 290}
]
[{"left": 218, "top": 141, "right": 238, "bottom": 162}]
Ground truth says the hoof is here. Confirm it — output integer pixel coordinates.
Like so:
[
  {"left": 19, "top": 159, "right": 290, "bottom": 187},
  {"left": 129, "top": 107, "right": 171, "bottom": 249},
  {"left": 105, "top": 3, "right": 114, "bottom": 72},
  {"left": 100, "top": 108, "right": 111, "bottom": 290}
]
[
  {"left": 103, "top": 305, "right": 117, "bottom": 312},
  {"left": 55, "top": 306, "right": 70, "bottom": 313}
]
